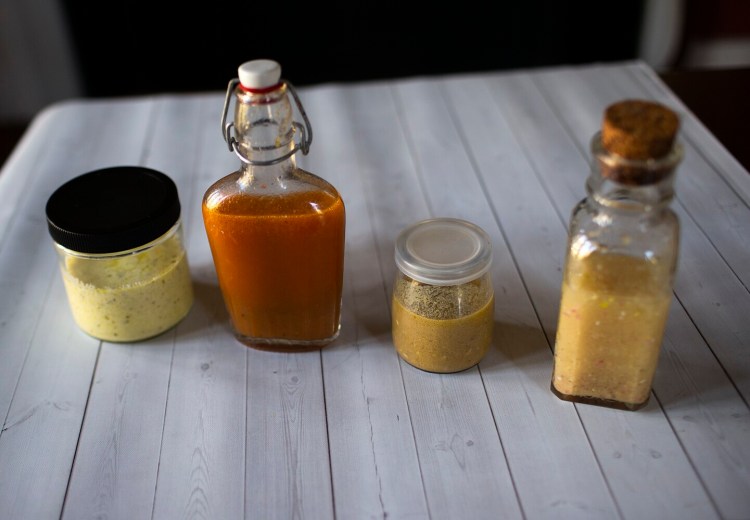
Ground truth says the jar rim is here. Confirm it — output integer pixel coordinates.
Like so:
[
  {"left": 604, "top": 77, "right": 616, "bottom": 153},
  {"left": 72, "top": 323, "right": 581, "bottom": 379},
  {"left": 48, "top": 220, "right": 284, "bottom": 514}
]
[
  {"left": 591, "top": 131, "right": 683, "bottom": 186},
  {"left": 53, "top": 221, "right": 182, "bottom": 260},
  {"left": 395, "top": 218, "right": 493, "bottom": 286}
]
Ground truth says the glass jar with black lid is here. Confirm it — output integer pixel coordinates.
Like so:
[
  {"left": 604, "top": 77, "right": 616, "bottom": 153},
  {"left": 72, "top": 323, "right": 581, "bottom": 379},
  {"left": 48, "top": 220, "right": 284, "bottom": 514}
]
[{"left": 45, "top": 166, "right": 194, "bottom": 342}]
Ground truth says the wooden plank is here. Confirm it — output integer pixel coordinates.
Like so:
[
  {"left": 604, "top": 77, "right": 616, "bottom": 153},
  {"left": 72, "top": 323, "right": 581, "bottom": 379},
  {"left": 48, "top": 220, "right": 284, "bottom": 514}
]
[
  {"left": 185, "top": 91, "right": 334, "bottom": 519},
  {"left": 655, "top": 303, "right": 750, "bottom": 519},
  {"left": 0, "top": 98, "right": 154, "bottom": 519},
  {"left": 59, "top": 97, "right": 195, "bottom": 519},
  {"left": 300, "top": 83, "right": 431, "bottom": 519},
  {"left": 245, "top": 350, "right": 333, "bottom": 519},
  {"left": 59, "top": 95, "right": 237, "bottom": 519},
  {"left": 439, "top": 73, "right": 624, "bottom": 519},
  {"left": 305, "top": 78, "right": 526, "bottom": 519},
  {"left": 61, "top": 339, "right": 174, "bottom": 518},
  {"left": 0, "top": 107, "right": 57, "bottom": 247},
  {"left": 151, "top": 94, "right": 247, "bottom": 520},
  {"left": 482, "top": 70, "right": 719, "bottom": 519},
  {"left": 398, "top": 74, "right": 636, "bottom": 519},
  {"left": 387, "top": 77, "right": 532, "bottom": 518},
  {"left": 0, "top": 280, "right": 99, "bottom": 519},
  {"left": 0, "top": 102, "right": 100, "bottom": 425}
]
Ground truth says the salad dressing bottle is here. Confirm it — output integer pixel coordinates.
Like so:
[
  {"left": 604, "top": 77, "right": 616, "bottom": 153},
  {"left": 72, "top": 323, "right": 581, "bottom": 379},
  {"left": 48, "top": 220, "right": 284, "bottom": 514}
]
[
  {"left": 202, "top": 59, "right": 345, "bottom": 351},
  {"left": 551, "top": 99, "right": 682, "bottom": 410}
]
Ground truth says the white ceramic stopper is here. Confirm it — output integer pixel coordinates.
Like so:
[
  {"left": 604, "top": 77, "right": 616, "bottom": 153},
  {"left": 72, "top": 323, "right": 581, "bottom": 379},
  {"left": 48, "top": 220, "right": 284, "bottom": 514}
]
[{"left": 238, "top": 59, "right": 282, "bottom": 89}]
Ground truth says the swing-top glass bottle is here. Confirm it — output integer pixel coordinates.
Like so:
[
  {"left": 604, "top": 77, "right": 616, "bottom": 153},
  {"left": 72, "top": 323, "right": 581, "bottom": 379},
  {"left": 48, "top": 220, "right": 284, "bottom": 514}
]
[{"left": 202, "top": 59, "right": 346, "bottom": 351}]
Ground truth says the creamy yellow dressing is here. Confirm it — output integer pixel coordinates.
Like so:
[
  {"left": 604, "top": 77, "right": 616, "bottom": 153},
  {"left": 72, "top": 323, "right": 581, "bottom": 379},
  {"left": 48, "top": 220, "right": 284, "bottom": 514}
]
[
  {"left": 552, "top": 250, "right": 672, "bottom": 407},
  {"left": 61, "top": 234, "right": 193, "bottom": 342}
]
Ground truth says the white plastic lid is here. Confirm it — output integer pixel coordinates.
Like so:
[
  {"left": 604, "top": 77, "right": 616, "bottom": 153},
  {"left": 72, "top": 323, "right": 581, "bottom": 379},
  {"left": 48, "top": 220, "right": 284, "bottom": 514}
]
[
  {"left": 395, "top": 218, "right": 493, "bottom": 286},
  {"left": 238, "top": 59, "right": 282, "bottom": 90}
]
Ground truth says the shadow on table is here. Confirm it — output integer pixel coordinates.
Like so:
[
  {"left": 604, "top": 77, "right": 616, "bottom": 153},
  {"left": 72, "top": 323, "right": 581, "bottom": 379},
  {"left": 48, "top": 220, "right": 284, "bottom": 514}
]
[
  {"left": 480, "top": 320, "right": 553, "bottom": 375},
  {"left": 173, "top": 265, "right": 230, "bottom": 341}
]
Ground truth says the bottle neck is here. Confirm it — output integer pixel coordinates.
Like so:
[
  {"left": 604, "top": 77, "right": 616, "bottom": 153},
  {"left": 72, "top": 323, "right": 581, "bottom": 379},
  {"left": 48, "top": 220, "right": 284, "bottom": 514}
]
[
  {"left": 233, "top": 83, "right": 297, "bottom": 183},
  {"left": 586, "top": 131, "right": 682, "bottom": 212}
]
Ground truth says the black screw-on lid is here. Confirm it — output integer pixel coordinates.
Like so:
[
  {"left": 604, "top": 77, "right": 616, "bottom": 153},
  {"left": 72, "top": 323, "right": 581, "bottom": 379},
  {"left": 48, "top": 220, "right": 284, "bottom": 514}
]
[{"left": 45, "top": 166, "right": 182, "bottom": 254}]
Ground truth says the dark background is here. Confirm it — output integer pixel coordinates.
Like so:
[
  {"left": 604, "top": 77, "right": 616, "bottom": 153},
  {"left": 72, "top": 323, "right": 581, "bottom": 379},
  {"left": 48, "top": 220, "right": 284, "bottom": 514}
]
[
  {"left": 59, "top": 2, "right": 646, "bottom": 97},
  {"left": 2, "top": 1, "right": 749, "bottom": 171}
]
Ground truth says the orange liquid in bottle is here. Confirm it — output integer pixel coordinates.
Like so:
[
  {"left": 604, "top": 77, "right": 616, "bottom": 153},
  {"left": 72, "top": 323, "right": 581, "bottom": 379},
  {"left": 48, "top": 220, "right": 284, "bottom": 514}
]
[{"left": 202, "top": 183, "right": 345, "bottom": 350}]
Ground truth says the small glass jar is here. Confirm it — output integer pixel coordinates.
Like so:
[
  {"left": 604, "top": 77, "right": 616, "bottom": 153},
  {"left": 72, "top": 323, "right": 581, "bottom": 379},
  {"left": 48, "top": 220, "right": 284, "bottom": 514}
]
[
  {"left": 45, "top": 166, "right": 194, "bottom": 342},
  {"left": 392, "top": 218, "right": 494, "bottom": 373}
]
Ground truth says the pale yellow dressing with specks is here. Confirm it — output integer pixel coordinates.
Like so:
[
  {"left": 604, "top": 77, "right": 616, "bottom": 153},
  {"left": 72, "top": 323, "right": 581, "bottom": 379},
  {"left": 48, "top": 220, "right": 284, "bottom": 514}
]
[{"left": 61, "top": 233, "right": 193, "bottom": 342}]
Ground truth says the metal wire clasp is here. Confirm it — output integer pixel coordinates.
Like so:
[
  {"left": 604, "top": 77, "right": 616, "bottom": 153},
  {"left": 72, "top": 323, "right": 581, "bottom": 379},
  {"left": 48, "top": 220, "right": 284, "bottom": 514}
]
[{"left": 220, "top": 78, "right": 313, "bottom": 166}]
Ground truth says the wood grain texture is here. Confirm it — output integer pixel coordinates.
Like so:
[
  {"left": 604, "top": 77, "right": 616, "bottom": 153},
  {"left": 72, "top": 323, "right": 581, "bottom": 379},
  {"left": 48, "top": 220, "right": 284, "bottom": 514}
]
[
  {"left": 0, "top": 98, "right": 155, "bottom": 518},
  {"left": 538, "top": 63, "right": 750, "bottom": 517},
  {"left": 441, "top": 74, "right": 622, "bottom": 519},
  {"left": 245, "top": 350, "right": 333, "bottom": 520},
  {"left": 0, "top": 63, "right": 747, "bottom": 520},
  {"left": 490, "top": 69, "right": 721, "bottom": 519},
  {"left": 302, "top": 84, "right": 431, "bottom": 520},
  {"left": 531, "top": 62, "right": 750, "bottom": 520},
  {"left": 150, "top": 95, "right": 248, "bottom": 520},
  {"left": 59, "top": 97, "right": 173, "bottom": 519}
]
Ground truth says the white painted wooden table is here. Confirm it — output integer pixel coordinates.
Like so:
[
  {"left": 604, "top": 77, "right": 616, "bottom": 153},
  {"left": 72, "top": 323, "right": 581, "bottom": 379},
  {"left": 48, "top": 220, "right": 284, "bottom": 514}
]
[{"left": 1, "top": 61, "right": 749, "bottom": 520}]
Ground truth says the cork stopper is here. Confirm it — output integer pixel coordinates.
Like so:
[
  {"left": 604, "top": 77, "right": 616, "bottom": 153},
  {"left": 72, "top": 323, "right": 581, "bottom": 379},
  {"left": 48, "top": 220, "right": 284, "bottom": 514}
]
[
  {"left": 597, "top": 99, "right": 681, "bottom": 185},
  {"left": 602, "top": 99, "right": 679, "bottom": 160}
]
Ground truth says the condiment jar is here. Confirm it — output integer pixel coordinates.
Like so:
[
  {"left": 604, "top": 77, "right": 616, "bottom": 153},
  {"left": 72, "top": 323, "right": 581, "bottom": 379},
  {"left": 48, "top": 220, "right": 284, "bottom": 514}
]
[
  {"left": 45, "top": 166, "right": 194, "bottom": 342},
  {"left": 392, "top": 218, "right": 494, "bottom": 373},
  {"left": 551, "top": 99, "right": 682, "bottom": 410},
  {"left": 202, "top": 59, "right": 345, "bottom": 351}
]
